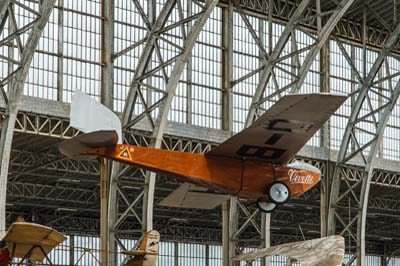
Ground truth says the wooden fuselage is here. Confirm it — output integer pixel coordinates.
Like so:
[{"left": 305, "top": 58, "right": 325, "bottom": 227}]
[{"left": 84, "top": 144, "right": 320, "bottom": 199}]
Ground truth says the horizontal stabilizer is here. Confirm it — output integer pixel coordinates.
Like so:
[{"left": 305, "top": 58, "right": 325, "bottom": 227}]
[
  {"left": 233, "top": 235, "right": 344, "bottom": 266},
  {"left": 159, "top": 184, "right": 230, "bottom": 209},
  {"left": 58, "top": 130, "right": 118, "bottom": 159}
]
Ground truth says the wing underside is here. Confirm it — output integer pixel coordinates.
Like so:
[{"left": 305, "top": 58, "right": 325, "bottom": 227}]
[
  {"left": 206, "top": 94, "right": 347, "bottom": 164},
  {"left": 159, "top": 184, "right": 230, "bottom": 209}
]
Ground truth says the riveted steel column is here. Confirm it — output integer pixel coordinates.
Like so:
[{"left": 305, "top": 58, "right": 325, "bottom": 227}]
[
  {"left": 229, "top": 197, "right": 239, "bottom": 266},
  {"left": 57, "top": 0, "right": 64, "bottom": 101},
  {"left": 318, "top": 0, "right": 331, "bottom": 236},
  {"left": 261, "top": 213, "right": 271, "bottom": 266},
  {"left": 222, "top": 1, "right": 233, "bottom": 132},
  {"left": 259, "top": 11, "right": 270, "bottom": 266},
  {"left": 222, "top": 201, "right": 229, "bottom": 266},
  {"left": 222, "top": 3, "right": 234, "bottom": 264},
  {"left": 100, "top": 0, "right": 114, "bottom": 264}
]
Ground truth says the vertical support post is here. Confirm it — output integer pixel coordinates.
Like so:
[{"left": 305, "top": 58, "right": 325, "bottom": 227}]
[
  {"left": 222, "top": 201, "right": 229, "bottom": 266},
  {"left": 377, "top": 68, "right": 383, "bottom": 157},
  {"left": 100, "top": 0, "right": 114, "bottom": 264},
  {"left": 142, "top": 171, "right": 156, "bottom": 232},
  {"left": 174, "top": 242, "right": 179, "bottom": 266},
  {"left": 141, "top": 0, "right": 157, "bottom": 234},
  {"left": 108, "top": 164, "right": 120, "bottom": 266},
  {"left": 268, "top": 0, "right": 272, "bottom": 54},
  {"left": 350, "top": 46, "right": 356, "bottom": 153},
  {"left": 357, "top": 9, "right": 367, "bottom": 266},
  {"left": 57, "top": 0, "right": 64, "bottom": 101},
  {"left": 259, "top": 9, "right": 271, "bottom": 266},
  {"left": 221, "top": 1, "right": 233, "bottom": 131},
  {"left": 100, "top": 158, "right": 110, "bottom": 266},
  {"left": 101, "top": 0, "right": 114, "bottom": 108},
  {"left": 260, "top": 214, "right": 271, "bottom": 266},
  {"left": 318, "top": 0, "right": 330, "bottom": 148},
  {"left": 321, "top": 162, "right": 332, "bottom": 237},
  {"left": 205, "top": 244, "right": 210, "bottom": 266},
  {"left": 146, "top": 0, "right": 156, "bottom": 108},
  {"left": 382, "top": 243, "right": 388, "bottom": 266},
  {"left": 7, "top": 8, "right": 14, "bottom": 95},
  {"left": 228, "top": 197, "right": 238, "bottom": 266},
  {"left": 318, "top": 0, "right": 330, "bottom": 235},
  {"left": 69, "top": 235, "right": 75, "bottom": 266},
  {"left": 186, "top": 0, "right": 193, "bottom": 124},
  {"left": 362, "top": 7, "right": 367, "bottom": 80}
]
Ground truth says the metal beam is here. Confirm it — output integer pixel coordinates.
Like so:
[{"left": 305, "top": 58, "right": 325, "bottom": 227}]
[
  {"left": 222, "top": 1, "right": 233, "bottom": 132},
  {"left": 100, "top": 0, "right": 114, "bottom": 264},
  {"left": 0, "top": 0, "right": 9, "bottom": 34}
]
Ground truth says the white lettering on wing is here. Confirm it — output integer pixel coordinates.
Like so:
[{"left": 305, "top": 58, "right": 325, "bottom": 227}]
[{"left": 288, "top": 169, "right": 314, "bottom": 184}]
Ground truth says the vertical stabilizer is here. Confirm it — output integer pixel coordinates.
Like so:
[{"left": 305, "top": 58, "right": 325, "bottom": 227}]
[
  {"left": 141, "top": 230, "right": 160, "bottom": 266},
  {"left": 70, "top": 90, "right": 122, "bottom": 143},
  {"left": 124, "top": 230, "right": 160, "bottom": 266},
  {"left": 140, "top": 230, "right": 160, "bottom": 254}
]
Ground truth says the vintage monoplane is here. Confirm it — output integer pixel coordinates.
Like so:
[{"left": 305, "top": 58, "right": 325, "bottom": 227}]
[{"left": 59, "top": 91, "right": 346, "bottom": 212}]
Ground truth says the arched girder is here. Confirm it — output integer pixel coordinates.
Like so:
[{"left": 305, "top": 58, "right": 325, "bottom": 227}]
[
  {"left": 0, "top": 0, "right": 56, "bottom": 236},
  {"left": 0, "top": 0, "right": 9, "bottom": 34},
  {"left": 245, "top": 0, "right": 355, "bottom": 127},
  {"left": 328, "top": 21, "right": 400, "bottom": 266}
]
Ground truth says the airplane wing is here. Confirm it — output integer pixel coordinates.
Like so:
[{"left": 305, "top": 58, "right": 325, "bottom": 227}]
[
  {"left": 206, "top": 94, "right": 346, "bottom": 164},
  {"left": 232, "top": 235, "right": 345, "bottom": 266},
  {"left": 159, "top": 183, "right": 230, "bottom": 209},
  {"left": 4, "top": 222, "right": 66, "bottom": 262}
]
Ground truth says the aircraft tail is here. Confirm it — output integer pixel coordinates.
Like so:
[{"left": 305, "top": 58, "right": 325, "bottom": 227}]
[
  {"left": 123, "top": 230, "right": 160, "bottom": 266},
  {"left": 138, "top": 230, "right": 160, "bottom": 254}
]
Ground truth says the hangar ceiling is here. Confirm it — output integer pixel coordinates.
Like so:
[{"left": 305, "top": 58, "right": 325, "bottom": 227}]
[{"left": 2, "top": 0, "right": 400, "bottom": 265}]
